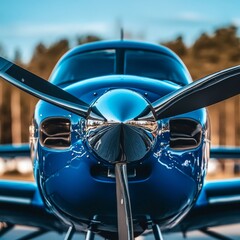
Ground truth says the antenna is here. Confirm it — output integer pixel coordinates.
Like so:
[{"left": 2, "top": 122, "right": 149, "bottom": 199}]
[{"left": 120, "top": 28, "right": 124, "bottom": 41}]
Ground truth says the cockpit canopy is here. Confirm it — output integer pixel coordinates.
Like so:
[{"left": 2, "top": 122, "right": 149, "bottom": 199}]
[{"left": 50, "top": 41, "right": 192, "bottom": 87}]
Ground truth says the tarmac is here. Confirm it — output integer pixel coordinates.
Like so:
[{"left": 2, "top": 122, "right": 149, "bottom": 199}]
[{"left": 1, "top": 224, "right": 240, "bottom": 239}]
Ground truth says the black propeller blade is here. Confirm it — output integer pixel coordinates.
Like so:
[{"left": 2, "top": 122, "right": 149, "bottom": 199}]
[
  {"left": 0, "top": 57, "right": 89, "bottom": 118},
  {"left": 153, "top": 65, "right": 240, "bottom": 120},
  {"left": 115, "top": 162, "right": 134, "bottom": 240}
]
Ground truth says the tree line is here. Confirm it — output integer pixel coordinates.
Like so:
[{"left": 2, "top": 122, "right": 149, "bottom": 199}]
[{"left": 0, "top": 26, "right": 239, "bottom": 146}]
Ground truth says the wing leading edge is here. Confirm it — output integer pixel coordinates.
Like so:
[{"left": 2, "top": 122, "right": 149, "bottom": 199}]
[
  {"left": 0, "top": 145, "right": 239, "bottom": 238},
  {"left": 0, "top": 180, "right": 66, "bottom": 234},
  {"left": 173, "top": 179, "right": 240, "bottom": 233},
  {"left": 1, "top": 179, "right": 240, "bottom": 236}
]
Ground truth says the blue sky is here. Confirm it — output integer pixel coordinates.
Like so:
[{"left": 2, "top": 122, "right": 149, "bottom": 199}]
[{"left": 1, "top": 0, "right": 240, "bottom": 62}]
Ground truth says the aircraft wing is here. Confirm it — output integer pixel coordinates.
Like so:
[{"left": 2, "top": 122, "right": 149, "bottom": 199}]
[
  {"left": 0, "top": 180, "right": 67, "bottom": 237},
  {"left": 174, "top": 179, "right": 240, "bottom": 233},
  {"left": 171, "top": 147, "right": 240, "bottom": 236},
  {"left": 0, "top": 144, "right": 67, "bottom": 238},
  {"left": 0, "top": 145, "right": 239, "bottom": 238},
  {"left": 1, "top": 179, "right": 240, "bottom": 238}
]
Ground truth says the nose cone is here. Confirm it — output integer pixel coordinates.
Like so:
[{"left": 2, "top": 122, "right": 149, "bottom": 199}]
[
  {"left": 86, "top": 89, "right": 157, "bottom": 163},
  {"left": 91, "top": 89, "right": 150, "bottom": 122}
]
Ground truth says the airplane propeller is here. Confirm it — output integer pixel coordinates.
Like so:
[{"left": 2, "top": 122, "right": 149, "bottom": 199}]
[
  {"left": 1, "top": 56, "right": 240, "bottom": 124},
  {"left": 152, "top": 65, "right": 240, "bottom": 120},
  {"left": 0, "top": 56, "right": 240, "bottom": 240},
  {"left": 0, "top": 57, "right": 89, "bottom": 118},
  {"left": 115, "top": 162, "right": 134, "bottom": 239}
]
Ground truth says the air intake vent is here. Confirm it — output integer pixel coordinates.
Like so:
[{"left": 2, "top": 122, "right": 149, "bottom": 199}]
[
  {"left": 40, "top": 118, "right": 71, "bottom": 149},
  {"left": 169, "top": 119, "right": 202, "bottom": 150}
]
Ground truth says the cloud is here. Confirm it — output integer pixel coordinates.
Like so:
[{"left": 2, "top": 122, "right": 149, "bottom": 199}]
[
  {"left": 177, "top": 12, "right": 206, "bottom": 23},
  {"left": 0, "top": 22, "right": 111, "bottom": 38},
  {"left": 172, "top": 12, "right": 216, "bottom": 26},
  {"left": 144, "top": 11, "right": 213, "bottom": 28},
  {"left": 231, "top": 18, "right": 240, "bottom": 27}
]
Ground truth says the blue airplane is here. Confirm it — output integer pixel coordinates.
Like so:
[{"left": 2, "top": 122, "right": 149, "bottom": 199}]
[{"left": 0, "top": 40, "right": 240, "bottom": 240}]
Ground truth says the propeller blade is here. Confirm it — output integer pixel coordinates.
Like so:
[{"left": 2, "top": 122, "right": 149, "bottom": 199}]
[
  {"left": 0, "top": 57, "right": 89, "bottom": 118},
  {"left": 115, "top": 162, "right": 134, "bottom": 240},
  {"left": 153, "top": 65, "right": 240, "bottom": 120}
]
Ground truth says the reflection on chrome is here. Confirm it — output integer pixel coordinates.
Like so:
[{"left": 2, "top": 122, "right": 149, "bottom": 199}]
[
  {"left": 40, "top": 118, "right": 71, "bottom": 149},
  {"left": 86, "top": 89, "right": 158, "bottom": 163},
  {"left": 86, "top": 119, "right": 158, "bottom": 163}
]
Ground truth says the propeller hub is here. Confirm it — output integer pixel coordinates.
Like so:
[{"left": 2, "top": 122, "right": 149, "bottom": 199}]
[{"left": 86, "top": 89, "right": 157, "bottom": 163}]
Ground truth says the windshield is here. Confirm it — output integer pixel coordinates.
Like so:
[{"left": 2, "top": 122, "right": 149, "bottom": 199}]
[
  {"left": 124, "top": 50, "right": 190, "bottom": 85},
  {"left": 50, "top": 48, "right": 191, "bottom": 86},
  {"left": 50, "top": 50, "right": 115, "bottom": 85}
]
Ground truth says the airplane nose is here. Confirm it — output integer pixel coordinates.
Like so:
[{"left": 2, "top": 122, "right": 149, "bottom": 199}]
[{"left": 86, "top": 89, "right": 158, "bottom": 163}]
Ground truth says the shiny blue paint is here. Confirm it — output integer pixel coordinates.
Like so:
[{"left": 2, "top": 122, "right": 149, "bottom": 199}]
[
  {"left": 0, "top": 143, "right": 237, "bottom": 234},
  {"left": 91, "top": 89, "right": 150, "bottom": 122},
  {"left": 64, "top": 75, "right": 180, "bottom": 105},
  {"left": 31, "top": 40, "right": 210, "bottom": 237}
]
